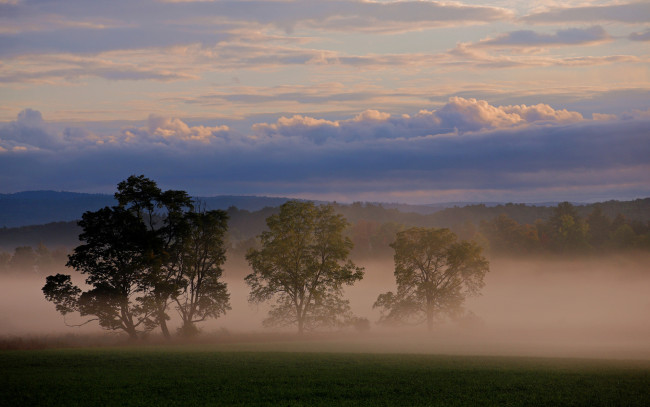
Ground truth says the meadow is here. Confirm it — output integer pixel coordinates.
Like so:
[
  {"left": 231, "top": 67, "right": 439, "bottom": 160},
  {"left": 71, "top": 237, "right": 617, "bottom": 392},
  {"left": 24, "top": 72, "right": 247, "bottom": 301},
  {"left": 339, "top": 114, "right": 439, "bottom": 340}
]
[
  {"left": 2, "top": 256, "right": 649, "bottom": 405},
  {"left": 2, "top": 342, "right": 649, "bottom": 406}
]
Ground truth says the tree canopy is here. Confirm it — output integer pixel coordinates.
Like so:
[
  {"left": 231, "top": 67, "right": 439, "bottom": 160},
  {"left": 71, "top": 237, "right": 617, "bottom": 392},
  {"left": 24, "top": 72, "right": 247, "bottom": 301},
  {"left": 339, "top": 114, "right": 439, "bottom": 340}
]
[
  {"left": 245, "top": 201, "right": 364, "bottom": 333},
  {"left": 374, "top": 227, "right": 489, "bottom": 330}
]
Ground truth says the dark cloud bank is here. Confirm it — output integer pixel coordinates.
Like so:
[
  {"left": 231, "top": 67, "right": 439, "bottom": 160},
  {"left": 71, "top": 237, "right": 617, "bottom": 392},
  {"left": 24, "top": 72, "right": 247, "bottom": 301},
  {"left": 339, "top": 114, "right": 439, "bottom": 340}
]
[{"left": 1, "top": 98, "right": 649, "bottom": 202}]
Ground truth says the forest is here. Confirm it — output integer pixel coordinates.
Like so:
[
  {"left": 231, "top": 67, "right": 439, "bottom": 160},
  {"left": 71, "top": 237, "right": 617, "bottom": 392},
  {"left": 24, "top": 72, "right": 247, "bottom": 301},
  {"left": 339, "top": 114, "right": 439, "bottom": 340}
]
[{"left": 2, "top": 197, "right": 649, "bottom": 274}]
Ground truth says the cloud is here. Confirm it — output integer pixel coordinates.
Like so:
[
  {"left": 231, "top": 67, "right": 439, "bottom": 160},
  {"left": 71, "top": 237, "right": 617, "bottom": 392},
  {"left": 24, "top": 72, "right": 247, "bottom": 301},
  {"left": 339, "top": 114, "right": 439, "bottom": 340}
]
[
  {"left": 629, "top": 29, "right": 650, "bottom": 42},
  {"left": 0, "top": 11, "right": 641, "bottom": 86},
  {"left": 0, "top": 54, "right": 197, "bottom": 83},
  {"left": 253, "top": 97, "right": 584, "bottom": 143},
  {"left": 270, "top": 0, "right": 513, "bottom": 33},
  {"left": 472, "top": 26, "right": 611, "bottom": 48},
  {"left": 446, "top": 42, "right": 641, "bottom": 70},
  {"left": 3, "top": 0, "right": 512, "bottom": 39},
  {"left": 0, "top": 100, "right": 648, "bottom": 202},
  {"left": 0, "top": 108, "right": 59, "bottom": 150},
  {"left": 122, "top": 114, "right": 231, "bottom": 146},
  {"left": 0, "top": 109, "right": 231, "bottom": 151},
  {"left": 522, "top": 2, "right": 650, "bottom": 24},
  {"left": 0, "top": 0, "right": 511, "bottom": 59}
]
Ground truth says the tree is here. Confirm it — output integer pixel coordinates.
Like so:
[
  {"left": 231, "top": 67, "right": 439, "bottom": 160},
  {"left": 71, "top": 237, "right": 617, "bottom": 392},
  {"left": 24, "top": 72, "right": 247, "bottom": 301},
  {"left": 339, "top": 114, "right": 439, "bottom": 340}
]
[
  {"left": 114, "top": 175, "right": 194, "bottom": 339},
  {"left": 245, "top": 201, "right": 364, "bottom": 334},
  {"left": 586, "top": 206, "right": 612, "bottom": 248},
  {"left": 44, "top": 206, "right": 156, "bottom": 339},
  {"left": 547, "top": 202, "right": 589, "bottom": 252},
  {"left": 10, "top": 246, "right": 37, "bottom": 273},
  {"left": 43, "top": 175, "right": 230, "bottom": 339},
  {"left": 374, "top": 227, "right": 489, "bottom": 331},
  {"left": 480, "top": 214, "right": 539, "bottom": 255},
  {"left": 174, "top": 209, "right": 231, "bottom": 336}
]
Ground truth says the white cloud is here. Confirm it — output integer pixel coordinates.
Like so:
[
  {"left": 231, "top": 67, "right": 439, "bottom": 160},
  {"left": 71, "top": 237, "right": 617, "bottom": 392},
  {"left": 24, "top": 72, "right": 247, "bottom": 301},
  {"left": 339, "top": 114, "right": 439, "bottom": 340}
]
[
  {"left": 253, "top": 97, "right": 585, "bottom": 142},
  {"left": 0, "top": 109, "right": 231, "bottom": 151},
  {"left": 122, "top": 114, "right": 231, "bottom": 145}
]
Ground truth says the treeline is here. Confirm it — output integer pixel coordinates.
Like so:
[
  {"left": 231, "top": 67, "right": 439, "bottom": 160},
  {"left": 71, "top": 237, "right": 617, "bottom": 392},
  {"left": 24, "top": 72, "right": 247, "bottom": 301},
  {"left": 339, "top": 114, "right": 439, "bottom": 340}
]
[
  {"left": 0, "top": 244, "right": 68, "bottom": 275},
  {"left": 1, "top": 198, "right": 649, "bottom": 267},
  {"left": 345, "top": 202, "right": 650, "bottom": 258}
]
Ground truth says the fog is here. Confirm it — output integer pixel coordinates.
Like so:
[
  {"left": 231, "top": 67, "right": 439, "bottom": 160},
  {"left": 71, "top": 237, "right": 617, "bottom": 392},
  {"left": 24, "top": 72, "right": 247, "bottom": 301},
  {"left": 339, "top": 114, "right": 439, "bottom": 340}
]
[{"left": 2, "top": 255, "right": 649, "bottom": 360}]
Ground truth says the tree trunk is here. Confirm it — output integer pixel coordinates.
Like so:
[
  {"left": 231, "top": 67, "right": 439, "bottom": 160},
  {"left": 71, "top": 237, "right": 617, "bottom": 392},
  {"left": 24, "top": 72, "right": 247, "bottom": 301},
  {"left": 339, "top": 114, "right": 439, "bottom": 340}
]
[
  {"left": 121, "top": 304, "right": 139, "bottom": 340},
  {"left": 427, "top": 310, "right": 434, "bottom": 331},
  {"left": 426, "top": 297, "right": 434, "bottom": 331},
  {"left": 179, "top": 320, "right": 199, "bottom": 337},
  {"left": 124, "top": 324, "right": 138, "bottom": 340},
  {"left": 159, "top": 308, "right": 171, "bottom": 339},
  {"left": 297, "top": 318, "right": 304, "bottom": 335}
]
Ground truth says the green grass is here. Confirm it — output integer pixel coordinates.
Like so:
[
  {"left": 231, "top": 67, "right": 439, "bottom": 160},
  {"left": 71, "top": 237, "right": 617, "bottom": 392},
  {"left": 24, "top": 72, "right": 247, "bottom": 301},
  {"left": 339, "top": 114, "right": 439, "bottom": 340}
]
[{"left": 1, "top": 346, "right": 649, "bottom": 406}]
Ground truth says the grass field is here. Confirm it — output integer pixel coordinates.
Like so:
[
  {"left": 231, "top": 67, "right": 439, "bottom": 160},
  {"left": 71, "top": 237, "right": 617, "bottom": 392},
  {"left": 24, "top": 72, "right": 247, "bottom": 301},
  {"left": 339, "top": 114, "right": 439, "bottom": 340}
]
[{"left": 2, "top": 343, "right": 649, "bottom": 406}]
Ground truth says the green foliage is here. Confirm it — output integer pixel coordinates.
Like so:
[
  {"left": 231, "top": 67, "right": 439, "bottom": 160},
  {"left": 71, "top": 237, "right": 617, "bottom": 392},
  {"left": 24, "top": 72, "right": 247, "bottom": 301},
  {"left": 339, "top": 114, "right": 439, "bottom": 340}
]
[
  {"left": 546, "top": 202, "right": 590, "bottom": 252},
  {"left": 246, "top": 201, "right": 364, "bottom": 333},
  {"left": 375, "top": 227, "right": 489, "bottom": 330},
  {"left": 2, "top": 348, "right": 649, "bottom": 406},
  {"left": 4, "top": 198, "right": 650, "bottom": 259},
  {"left": 479, "top": 214, "right": 539, "bottom": 255},
  {"left": 586, "top": 206, "right": 611, "bottom": 247}
]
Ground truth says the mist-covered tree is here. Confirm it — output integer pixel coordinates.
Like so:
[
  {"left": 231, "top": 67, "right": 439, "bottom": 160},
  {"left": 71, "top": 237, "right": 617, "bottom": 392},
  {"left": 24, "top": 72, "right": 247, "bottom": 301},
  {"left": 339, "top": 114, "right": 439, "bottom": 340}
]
[
  {"left": 245, "top": 201, "right": 364, "bottom": 334},
  {"left": 546, "top": 202, "right": 589, "bottom": 252},
  {"left": 586, "top": 206, "right": 612, "bottom": 248},
  {"left": 35, "top": 242, "right": 61, "bottom": 272},
  {"left": 174, "top": 209, "right": 231, "bottom": 336},
  {"left": 43, "top": 206, "right": 156, "bottom": 339},
  {"left": 43, "top": 175, "right": 230, "bottom": 339},
  {"left": 0, "top": 251, "right": 10, "bottom": 274},
  {"left": 480, "top": 214, "right": 539, "bottom": 255},
  {"left": 10, "top": 246, "right": 37, "bottom": 273},
  {"left": 374, "top": 227, "right": 489, "bottom": 331}
]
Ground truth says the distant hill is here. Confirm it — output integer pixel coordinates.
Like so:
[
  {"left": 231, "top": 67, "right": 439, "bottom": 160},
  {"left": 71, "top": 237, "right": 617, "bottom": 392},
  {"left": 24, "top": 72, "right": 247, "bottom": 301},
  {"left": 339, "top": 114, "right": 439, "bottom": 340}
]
[
  {"left": 0, "top": 190, "right": 526, "bottom": 227},
  {"left": 0, "top": 191, "right": 116, "bottom": 228},
  {"left": 0, "top": 191, "right": 303, "bottom": 228}
]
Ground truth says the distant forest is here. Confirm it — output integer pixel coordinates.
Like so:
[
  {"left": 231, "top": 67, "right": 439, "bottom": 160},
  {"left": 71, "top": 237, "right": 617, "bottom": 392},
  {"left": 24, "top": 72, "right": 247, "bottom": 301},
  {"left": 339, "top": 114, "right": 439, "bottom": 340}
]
[{"left": 1, "top": 197, "right": 649, "bottom": 274}]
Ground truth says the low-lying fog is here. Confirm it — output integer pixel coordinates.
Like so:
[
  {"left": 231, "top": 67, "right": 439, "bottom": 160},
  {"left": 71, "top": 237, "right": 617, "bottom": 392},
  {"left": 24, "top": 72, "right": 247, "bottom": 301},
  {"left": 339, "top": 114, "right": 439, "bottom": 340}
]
[{"left": 2, "top": 255, "right": 649, "bottom": 360}]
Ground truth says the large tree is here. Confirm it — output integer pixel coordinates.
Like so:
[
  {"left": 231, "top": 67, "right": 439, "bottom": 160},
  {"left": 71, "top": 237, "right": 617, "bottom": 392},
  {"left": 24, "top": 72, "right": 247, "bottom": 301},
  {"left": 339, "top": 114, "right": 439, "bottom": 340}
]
[
  {"left": 114, "top": 175, "right": 194, "bottom": 338},
  {"left": 374, "top": 227, "right": 489, "bottom": 331},
  {"left": 43, "top": 206, "right": 157, "bottom": 339},
  {"left": 245, "top": 201, "right": 364, "bottom": 334},
  {"left": 43, "top": 175, "right": 230, "bottom": 339},
  {"left": 174, "top": 209, "right": 231, "bottom": 336}
]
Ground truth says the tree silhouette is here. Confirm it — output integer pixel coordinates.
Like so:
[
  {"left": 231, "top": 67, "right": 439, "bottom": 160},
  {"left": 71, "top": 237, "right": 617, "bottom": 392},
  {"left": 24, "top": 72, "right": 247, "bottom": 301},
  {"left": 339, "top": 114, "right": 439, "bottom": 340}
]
[
  {"left": 44, "top": 206, "right": 156, "bottom": 339},
  {"left": 43, "top": 175, "right": 230, "bottom": 339},
  {"left": 174, "top": 209, "right": 231, "bottom": 336}
]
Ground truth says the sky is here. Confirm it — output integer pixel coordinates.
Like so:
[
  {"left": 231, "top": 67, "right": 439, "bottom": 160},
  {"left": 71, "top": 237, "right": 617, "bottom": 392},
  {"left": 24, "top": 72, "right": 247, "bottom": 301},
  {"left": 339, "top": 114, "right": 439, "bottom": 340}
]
[{"left": 1, "top": 0, "right": 649, "bottom": 204}]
